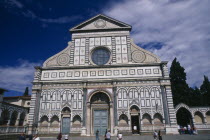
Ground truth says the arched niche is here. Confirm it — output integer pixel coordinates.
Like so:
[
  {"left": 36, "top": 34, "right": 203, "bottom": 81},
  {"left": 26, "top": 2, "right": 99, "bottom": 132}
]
[
  {"left": 142, "top": 113, "right": 152, "bottom": 125},
  {"left": 153, "top": 113, "right": 163, "bottom": 124},
  {"left": 72, "top": 115, "right": 82, "bottom": 127},
  {"left": 194, "top": 111, "right": 204, "bottom": 124},
  {"left": 206, "top": 111, "right": 210, "bottom": 124},
  {"left": 10, "top": 111, "right": 18, "bottom": 126},
  {"left": 130, "top": 105, "right": 140, "bottom": 114},
  {"left": 40, "top": 116, "right": 49, "bottom": 126},
  {"left": 62, "top": 107, "right": 71, "bottom": 114},
  {"left": 0, "top": 109, "right": 10, "bottom": 125},
  {"left": 90, "top": 92, "right": 110, "bottom": 104},
  {"left": 176, "top": 107, "right": 193, "bottom": 126},
  {"left": 51, "top": 115, "right": 59, "bottom": 127},
  {"left": 18, "top": 112, "right": 26, "bottom": 126},
  {"left": 119, "top": 114, "right": 128, "bottom": 126}
]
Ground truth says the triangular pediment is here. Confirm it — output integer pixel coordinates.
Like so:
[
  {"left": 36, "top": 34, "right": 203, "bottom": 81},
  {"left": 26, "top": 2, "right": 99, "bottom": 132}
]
[{"left": 70, "top": 14, "right": 132, "bottom": 33}]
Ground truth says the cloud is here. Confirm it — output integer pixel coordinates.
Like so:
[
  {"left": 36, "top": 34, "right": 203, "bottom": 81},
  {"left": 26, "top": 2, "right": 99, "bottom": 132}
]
[
  {"left": 0, "top": 60, "right": 41, "bottom": 92},
  {"left": 39, "top": 16, "right": 82, "bottom": 24},
  {"left": 2, "top": 0, "right": 81, "bottom": 24},
  {"left": 103, "top": 0, "right": 210, "bottom": 87},
  {"left": 6, "top": 0, "right": 24, "bottom": 9}
]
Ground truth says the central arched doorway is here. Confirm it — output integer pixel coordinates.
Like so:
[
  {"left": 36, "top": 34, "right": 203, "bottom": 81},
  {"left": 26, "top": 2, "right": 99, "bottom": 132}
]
[
  {"left": 61, "top": 107, "right": 71, "bottom": 134},
  {"left": 176, "top": 107, "right": 193, "bottom": 127},
  {"left": 90, "top": 92, "right": 110, "bottom": 136},
  {"left": 130, "top": 105, "right": 140, "bottom": 134}
]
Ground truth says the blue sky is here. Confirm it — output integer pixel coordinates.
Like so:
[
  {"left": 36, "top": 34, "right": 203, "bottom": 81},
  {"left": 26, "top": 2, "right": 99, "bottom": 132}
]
[{"left": 0, "top": 0, "right": 210, "bottom": 96}]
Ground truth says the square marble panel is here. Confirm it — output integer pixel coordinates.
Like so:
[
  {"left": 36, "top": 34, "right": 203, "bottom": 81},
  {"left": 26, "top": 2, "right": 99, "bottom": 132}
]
[
  {"left": 106, "top": 37, "right": 112, "bottom": 45},
  {"left": 80, "top": 38, "right": 86, "bottom": 46},
  {"left": 121, "top": 36, "right": 127, "bottom": 44},
  {"left": 89, "top": 38, "right": 94, "bottom": 46},
  {"left": 122, "top": 54, "right": 128, "bottom": 63},
  {"left": 129, "top": 69, "right": 135, "bottom": 75},
  {"left": 82, "top": 71, "right": 88, "bottom": 77},
  {"left": 75, "top": 39, "right": 80, "bottom": 46},
  {"left": 51, "top": 72, "right": 57, "bottom": 78},
  {"left": 145, "top": 69, "right": 151, "bottom": 74},
  {"left": 95, "top": 38, "right": 100, "bottom": 46},
  {"left": 74, "top": 56, "right": 80, "bottom": 65},
  {"left": 101, "top": 37, "right": 106, "bottom": 45},
  {"left": 67, "top": 71, "right": 73, "bottom": 77},
  {"left": 137, "top": 69, "right": 144, "bottom": 75},
  {"left": 121, "top": 70, "right": 127, "bottom": 75},
  {"left": 98, "top": 70, "right": 104, "bottom": 76},
  {"left": 90, "top": 71, "right": 96, "bottom": 76},
  {"left": 114, "top": 70, "right": 120, "bottom": 76},
  {"left": 153, "top": 68, "right": 160, "bottom": 74},
  {"left": 80, "top": 47, "right": 85, "bottom": 55},
  {"left": 106, "top": 70, "right": 112, "bottom": 76},
  {"left": 116, "top": 45, "right": 121, "bottom": 54},
  {"left": 115, "top": 37, "right": 121, "bottom": 45},
  {"left": 43, "top": 72, "right": 49, "bottom": 78},
  {"left": 74, "top": 47, "right": 80, "bottom": 55},
  {"left": 59, "top": 72, "right": 65, "bottom": 77},
  {"left": 74, "top": 71, "right": 80, "bottom": 77},
  {"left": 121, "top": 45, "right": 127, "bottom": 53},
  {"left": 116, "top": 54, "right": 122, "bottom": 63},
  {"left": 80, "top": 56, "right": 85, "bottom": 65}
]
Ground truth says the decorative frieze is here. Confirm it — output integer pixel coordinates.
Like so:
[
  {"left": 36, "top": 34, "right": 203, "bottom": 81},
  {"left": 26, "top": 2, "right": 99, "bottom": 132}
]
[{"left": 41, "top": 66, "right": 162, "bottom": 81}]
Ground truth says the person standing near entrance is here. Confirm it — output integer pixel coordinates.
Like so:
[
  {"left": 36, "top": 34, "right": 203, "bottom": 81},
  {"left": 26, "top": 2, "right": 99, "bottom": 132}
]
[
  {"left": 96, "top": 130, "right": 100, "bottom": 140},
  {"left": 153, "top": 130, "right": 158, "bottom": 140},
  {"left": 105, "top": 130, "right": 111, "bottom": 140},
  {"left": 117, "top": 131, "right": 123, "bottom": 140},
  {"left": 187, "top": 124, "right": 191, "bottom": 135},
  {"left": 64, "top": 134, "right": 69, "bottom": 140},
  {"left": 57, "top": 133, "right": 62, "bottom": 140},
  {"left": 158, "top": 130, "right": 162, "bottom": 140}
]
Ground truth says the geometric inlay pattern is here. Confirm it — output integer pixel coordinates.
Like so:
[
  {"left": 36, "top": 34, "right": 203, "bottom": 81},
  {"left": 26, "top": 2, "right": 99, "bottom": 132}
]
[
  {"left": 132, "top": 51, "right": 146, "bottom": 63},
  {"left": 57, "top": 53, "right": 70, "bottom": 66}
]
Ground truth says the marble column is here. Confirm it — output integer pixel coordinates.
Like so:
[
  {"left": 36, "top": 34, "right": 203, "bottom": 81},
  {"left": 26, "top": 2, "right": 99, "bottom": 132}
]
[
  {"left": 161, "top": 85, "right": 170, "bottom": 124},
  {"left": 81, "top": 83, "right": 87, "bottom": 136},
  {"left": 110, "top": 102, "right": 114, "bottom": 135},
  {"left": 86, "top": 102, "right": 91, "bottom": 136},
  {"left": 113, "top": 86, "right": 118, "bottom": 126}
]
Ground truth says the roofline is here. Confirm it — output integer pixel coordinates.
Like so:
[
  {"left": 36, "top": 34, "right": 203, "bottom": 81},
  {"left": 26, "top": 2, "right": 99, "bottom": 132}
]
[{"left": 70, "top": 14, "right": 132, "bottom": 33}]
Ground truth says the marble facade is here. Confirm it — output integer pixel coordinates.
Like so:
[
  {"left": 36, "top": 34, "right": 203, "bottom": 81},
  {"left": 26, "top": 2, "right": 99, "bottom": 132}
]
[{"left": 28, "top": 14, "right": 178, "bottom": 136}]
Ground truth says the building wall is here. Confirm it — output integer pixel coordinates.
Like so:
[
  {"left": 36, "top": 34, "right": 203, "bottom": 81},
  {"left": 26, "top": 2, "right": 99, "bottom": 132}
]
[{"left": 28, "top": 14, "right": 178, "bottom": 135}]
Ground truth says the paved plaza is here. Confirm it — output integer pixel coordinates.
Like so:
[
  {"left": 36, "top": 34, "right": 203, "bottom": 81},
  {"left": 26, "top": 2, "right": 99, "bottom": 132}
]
[{"left": 40, "top": 134, "right": 210, "bottom": 140}]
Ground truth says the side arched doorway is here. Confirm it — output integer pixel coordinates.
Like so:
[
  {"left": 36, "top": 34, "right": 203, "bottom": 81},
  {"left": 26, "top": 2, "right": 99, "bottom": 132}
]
[
  {"left": 130, "top": 105, "right": 140, "bottom": 134},
  {"left": 61, "top": 107, "right": 71, "bottom": 134},
  {"left": 176, "top": 107, "right": 193, "bottom": 127},
  {"left": 89, "top": 92, "right": 111, "bottom": 136}
]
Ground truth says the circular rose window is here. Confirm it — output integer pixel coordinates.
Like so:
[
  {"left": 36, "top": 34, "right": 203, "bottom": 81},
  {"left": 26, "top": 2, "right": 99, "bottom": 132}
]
[{"left": 91, "top": 47, "right": 110, "bottom": 65}]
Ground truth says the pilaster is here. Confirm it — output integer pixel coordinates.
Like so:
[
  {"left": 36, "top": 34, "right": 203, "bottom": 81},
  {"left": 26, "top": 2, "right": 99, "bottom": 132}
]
[
  {"left": 111, "top": 37, "right": 116, "bottom": 64},
  {"left": 15, "top": 113, "right": 21, "bottom": 126},
  {"left": 28, "top": 89, "right": 41, "bottom": 134},
  {"left": 113, "top": 84, "right": 117, "bottom": 126}
]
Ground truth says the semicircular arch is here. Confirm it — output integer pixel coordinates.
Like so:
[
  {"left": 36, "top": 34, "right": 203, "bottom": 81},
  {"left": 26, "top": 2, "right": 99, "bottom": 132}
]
[{"left": 88, "top": 89, "right": 112, "bottom": 102}]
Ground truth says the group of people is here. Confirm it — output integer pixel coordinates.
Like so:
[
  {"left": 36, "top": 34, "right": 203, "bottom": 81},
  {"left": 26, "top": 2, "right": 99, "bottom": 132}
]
[
  {"left": 178, "top": 125, "right": 198, "bottom": 135},
  {"left": 153, "top": 130, "right": 162, "bottom": 140},
  {"left": 96, "top": 130, "right": 113, "bottom": 140},
  {"left": 18, "top": 133, "right": 40, "bottom": 140}
]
